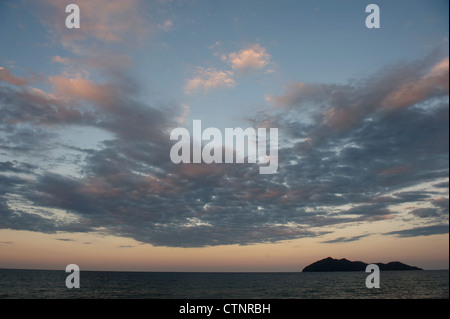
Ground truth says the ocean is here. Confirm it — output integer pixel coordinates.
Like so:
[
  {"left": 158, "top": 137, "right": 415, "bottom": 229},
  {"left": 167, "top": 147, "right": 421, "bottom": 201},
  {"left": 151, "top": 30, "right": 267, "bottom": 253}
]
[{"left": 0, "top": 269, "right": 448, "bottom": 299}]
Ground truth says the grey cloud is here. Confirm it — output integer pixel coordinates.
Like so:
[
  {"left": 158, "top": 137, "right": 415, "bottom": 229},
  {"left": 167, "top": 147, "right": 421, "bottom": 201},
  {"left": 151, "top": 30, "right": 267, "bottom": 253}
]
[
  {"left": 431, "top": 197, "right": 449, "bottom": 213},
  {"left": 0, "top": 203, "right": 59, "bottom": 234},
  {"left": 321, "top": 234, "right": 372, "bottom": 244},
  {"left": 434, "top": 181, "right": 449, "bottom": 189},
  {"left": 385, "top": 224, "right": 449, "bottom": 238},
  {"left": 0, "top": 49, "right": 448, "bottom": 247},
  {"left": 0, "top": 85, "right": 93, "bottom": 127},
  {"left": 409, "top": 208, "right": 441, "bottom": 218},
  {"left": 0, "top": 161, "right": 37, "bottom": 173}
]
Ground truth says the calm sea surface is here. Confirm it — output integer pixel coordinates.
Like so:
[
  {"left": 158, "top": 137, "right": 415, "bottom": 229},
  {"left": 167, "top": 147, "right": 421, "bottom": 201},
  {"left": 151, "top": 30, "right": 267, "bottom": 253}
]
[{"left": 0, "top": 269, "right": 447, "bottom": 299}]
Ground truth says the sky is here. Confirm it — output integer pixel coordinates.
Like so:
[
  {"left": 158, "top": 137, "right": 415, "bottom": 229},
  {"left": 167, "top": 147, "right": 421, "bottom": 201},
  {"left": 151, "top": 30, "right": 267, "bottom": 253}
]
[{"left": 0, "top": 0, "right": 448, "bottom": 272}]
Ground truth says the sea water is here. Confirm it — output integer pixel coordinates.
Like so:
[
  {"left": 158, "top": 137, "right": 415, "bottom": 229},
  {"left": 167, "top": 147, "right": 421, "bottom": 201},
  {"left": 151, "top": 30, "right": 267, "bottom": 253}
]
[{"left": 0, "top": 269, "right": 447, "bottom": 299}]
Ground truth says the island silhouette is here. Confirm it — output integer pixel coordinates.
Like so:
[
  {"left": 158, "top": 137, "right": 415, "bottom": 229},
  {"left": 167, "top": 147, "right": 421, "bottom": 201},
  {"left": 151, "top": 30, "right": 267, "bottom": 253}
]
[{"left": 302, "top": 257, "right": 423, "bottom": 272}]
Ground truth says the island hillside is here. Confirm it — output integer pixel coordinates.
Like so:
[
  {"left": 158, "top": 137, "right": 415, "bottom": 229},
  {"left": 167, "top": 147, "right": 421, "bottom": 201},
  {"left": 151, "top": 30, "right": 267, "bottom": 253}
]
[{"left": 302, "top": 257, "right": 423, "bottom": 272}]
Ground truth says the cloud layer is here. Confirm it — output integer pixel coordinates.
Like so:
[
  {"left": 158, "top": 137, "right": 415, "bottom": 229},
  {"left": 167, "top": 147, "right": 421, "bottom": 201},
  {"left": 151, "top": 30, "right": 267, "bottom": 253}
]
[{"left": 0, "top": 2, "right": 448, "bottom": 248}]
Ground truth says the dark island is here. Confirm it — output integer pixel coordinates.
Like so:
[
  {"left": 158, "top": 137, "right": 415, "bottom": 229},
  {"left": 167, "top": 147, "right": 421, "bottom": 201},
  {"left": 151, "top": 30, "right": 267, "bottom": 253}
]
[{"left": 302, "top": 257, "right": 423, "bottom": 272}]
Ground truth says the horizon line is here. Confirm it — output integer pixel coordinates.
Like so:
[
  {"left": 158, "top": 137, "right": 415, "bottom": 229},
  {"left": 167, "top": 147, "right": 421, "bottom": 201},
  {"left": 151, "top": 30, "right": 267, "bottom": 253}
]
[{"left": 1, "top": 267, "right": 448, "bottom": 273}]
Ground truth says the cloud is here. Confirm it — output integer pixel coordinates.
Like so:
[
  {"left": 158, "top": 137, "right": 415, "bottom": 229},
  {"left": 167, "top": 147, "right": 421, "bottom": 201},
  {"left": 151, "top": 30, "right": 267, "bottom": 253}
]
[
  {"left": 3, "top": 0, "right": 449, "bottom": 251},
  {"left": 177, "top": 103, "right": 190, "bottom": 123},
  {"left": 0, "top": 69, "right": 175, "bottom": 143},
  {"left": 0, "top": 82, "right": 94, "bottom": 127},
  {"left": 1, "top": 42, "right": 448, "bottom": 247},
  {"left": 52, "top": 52, "right": 133, "bottom": 75},
  {"left": 184, "top": 44, "right": 272, "bottom": 95},
  {"left": 224, "top": 44, "right": 271, "bottom": 74},
  {"left": 434, "top": 181, "right": 449, "bottom": 189},
  {"left": 265, "top": 53, "right": 449, "bottom": 133},
  {"left": 0, "top": 195, "right": 62, "bottom": 235},
  {"left": 321, "top": 234, "right": 371, "bottom": 244},
  {"left": 158, "top": 19, "right": 173, "bottom": 32},
  {"left": 0, "top": 67, "right": 28, "bottom": 86},
  {"left": 49, "top": 75, "right": 115, "bottom": 105},
  {"left": 0, "top": 161, "right": 37, "bottom": 174},
  {"left": 52, "top": 56, "right": 72, "bottom": 64},
  {"left": 382, "top": 57, "right": 449, "bottom": 110},
  {"left": 409, "top": 208, "right": 441, "bottom": 218},
  {"left": 385, "top": 225, "right": 449, "bottom": 238},
  {"left": 184, "top": 67, "right": 236, "bottom": 94},
  {"left": 431, "top": 197, "right": 449, "bottom": 214},
  {"left": 35, "top": 0, "right": 151, "bottom": 51}
]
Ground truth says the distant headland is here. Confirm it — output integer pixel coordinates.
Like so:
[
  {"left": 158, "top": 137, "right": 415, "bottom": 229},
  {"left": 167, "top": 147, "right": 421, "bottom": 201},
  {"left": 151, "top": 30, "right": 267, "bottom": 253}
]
[{"left": 302, "top": 257, "right": 423, "bottom": 272}]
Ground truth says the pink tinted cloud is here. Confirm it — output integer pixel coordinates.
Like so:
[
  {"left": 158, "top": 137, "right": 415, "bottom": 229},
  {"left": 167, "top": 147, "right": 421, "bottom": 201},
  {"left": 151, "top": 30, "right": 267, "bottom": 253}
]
[
  {"left": 39, "top": 0, "right": 151, "bottom": 51},
  {"left": 49, "top": 75, "right": 115, "bottom": 106},
  {"left": 184, "top": 67, "right": 236, "bottom": 94},
  {"left": 382, "top": 57, "right": 449, "bottom": 110},
  {"left": 52, "top": 56, "right": 72, "bottom": 64},
  {"left": 224, "top": 44, "right": 271, "bottom": 74},
  {"left": 322, "top": 57, "right": 449, "bottom": 130},
  {"left": 265, "top": 56, "right": 449, "bottom": 133},
  {"left": 0, "top": 67, "right": 28, "bottom": 86},
  {"left": 52, "top": 53, "right": 132, "bottom": 72}
]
